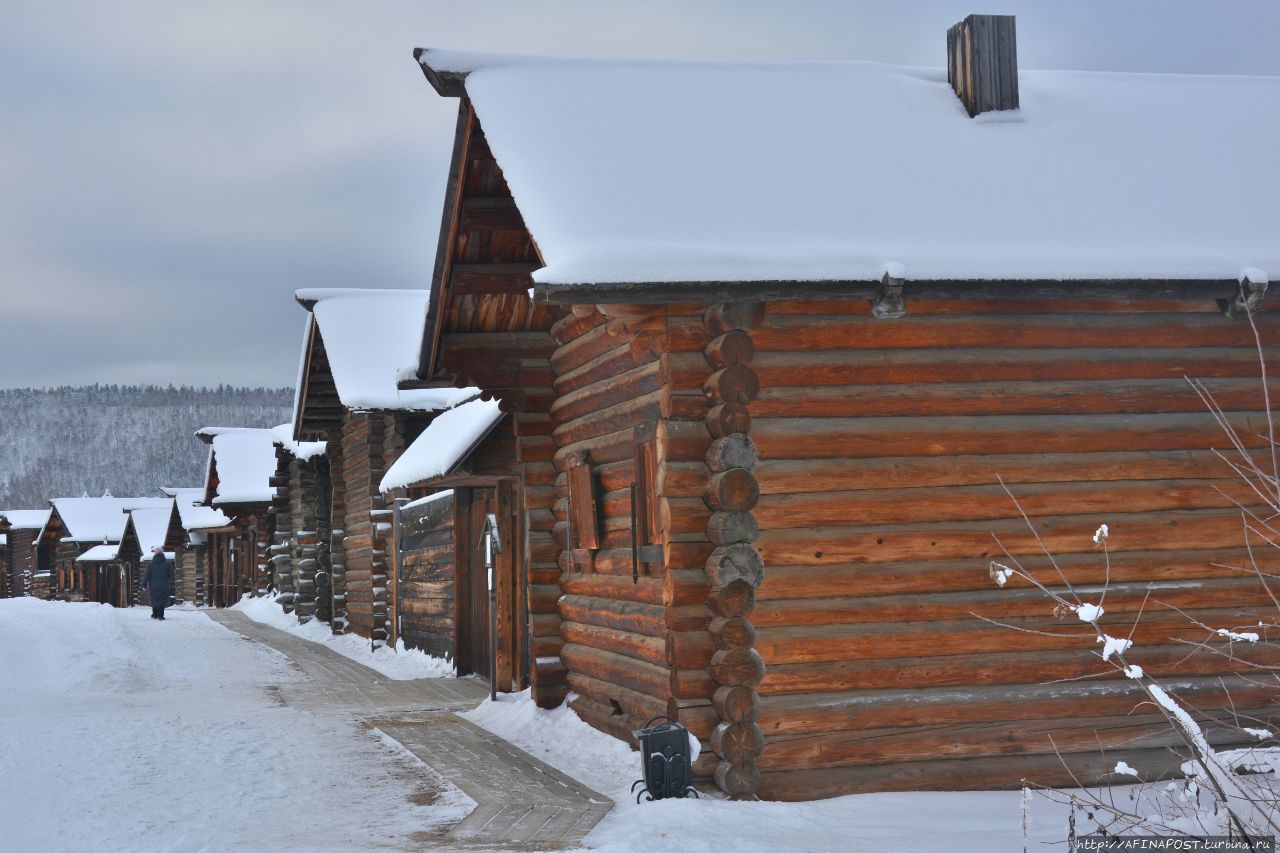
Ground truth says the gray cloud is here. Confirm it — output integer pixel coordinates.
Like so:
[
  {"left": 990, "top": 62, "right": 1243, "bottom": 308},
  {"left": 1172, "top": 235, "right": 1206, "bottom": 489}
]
[{"left": 2, "top": 0, "right": 1277, "bottom": 388}]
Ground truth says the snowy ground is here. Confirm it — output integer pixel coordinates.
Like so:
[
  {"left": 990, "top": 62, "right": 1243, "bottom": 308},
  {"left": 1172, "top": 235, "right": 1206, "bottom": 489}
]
[
  {"left": 0, "top": 598, "right": 469, "bottom": 852},
  {"left": 465, "top": 690, "right": 1079, "bottom": 853},
  {"left": 233, "top": 592, "right": 455, "bottom": 680},
  {"left": 3, "top": 597, "right": 1084, "bottom": 852}
]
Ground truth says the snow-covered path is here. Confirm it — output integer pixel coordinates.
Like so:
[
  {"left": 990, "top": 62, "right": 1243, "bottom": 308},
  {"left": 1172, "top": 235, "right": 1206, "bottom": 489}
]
[{"left": 0, "top": 599, "right": 468, "bottom": 852}]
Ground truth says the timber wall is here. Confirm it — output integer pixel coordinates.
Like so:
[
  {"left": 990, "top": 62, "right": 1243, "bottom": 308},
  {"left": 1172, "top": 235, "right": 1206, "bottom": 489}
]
[
  {"left": 8, "top": 530, "right": 37, "bottom": 597},
  {"left": 736, "top": 296, "right": 1280, "bottom": 799}
]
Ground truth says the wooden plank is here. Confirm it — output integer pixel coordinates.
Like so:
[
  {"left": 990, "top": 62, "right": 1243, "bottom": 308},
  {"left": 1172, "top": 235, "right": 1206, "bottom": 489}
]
[
  {"left": 750, "top": 412, "right": 1272, "bottom": 460},
  {"left": 752, "top": 312, "right": 1279, "bottom": 352}
]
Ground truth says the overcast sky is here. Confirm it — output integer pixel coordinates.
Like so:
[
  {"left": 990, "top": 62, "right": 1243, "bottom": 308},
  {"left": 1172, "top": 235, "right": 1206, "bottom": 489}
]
[{"left": 3, "top": 1, "right": 1278, "bottom": 389}]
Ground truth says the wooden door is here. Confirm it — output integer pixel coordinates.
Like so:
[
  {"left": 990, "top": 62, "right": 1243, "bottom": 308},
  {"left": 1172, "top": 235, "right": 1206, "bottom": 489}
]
[
  {"left": 457, "top": 488, "right": 494, "bottom": 681},
  {"left": 395, "top": 492, "right": 457, "bottom": 659},
  {"left": 453, "top": 483, "right": 526, "bottom": 690}
]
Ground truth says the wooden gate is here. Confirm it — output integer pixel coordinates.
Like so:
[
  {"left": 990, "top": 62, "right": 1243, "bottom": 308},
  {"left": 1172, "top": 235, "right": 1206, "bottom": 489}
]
[{"left": 394, "top": 491, "right": 458, "bottom": 660}]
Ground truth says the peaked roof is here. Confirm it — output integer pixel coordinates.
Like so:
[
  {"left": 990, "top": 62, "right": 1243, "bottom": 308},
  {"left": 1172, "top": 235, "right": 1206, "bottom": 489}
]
[
  {"left": 197, "top": 428, "right": 278, "bottom": 506},
  {"left": 294, "top": 289, "right": 477, "bottom": 415},
  {"left": 0, "top": 509, "right": 52, "bottom": 530},
  {"left": 47, "top": 497, "right": 171, "bottom": 543},
  {"left": 126, "top": 505, "right": 176, "bottom": 556},
  {"left": 379, "top": 398, "right": 504, "bottom": 493},
  {"left": 166, "top": 487, "right": 231, "bottom": 537},
  {"left": 416, "top": 49, "right": 1280, "bottom": 288}
]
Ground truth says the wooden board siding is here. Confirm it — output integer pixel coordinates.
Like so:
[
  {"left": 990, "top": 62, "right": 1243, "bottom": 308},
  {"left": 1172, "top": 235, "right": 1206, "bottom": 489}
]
[
  {"left": 337, "top": 412, "right": 425, "bottom": 644},
  {"left": 7, "top": 529, "right": 37, "bottom": 598},
  {"left": 177, "top": 546, "right": 205, "bottom": 606},
  {"left": 737, "top": 297, "right": 1280, "bottom": 801},
  {"left": 397, "top": 492, "right": 457, "bottom": 658}
]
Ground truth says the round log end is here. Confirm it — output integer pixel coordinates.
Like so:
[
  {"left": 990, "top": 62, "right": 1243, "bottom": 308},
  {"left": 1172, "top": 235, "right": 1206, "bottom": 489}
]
[
  {"left": 714, "top": 758, "right": 762, "bottom": 798},
  {"left": 706, "top": 434, "right": 759, "bottom": 473},
  {"left": 712, "top": 684, "right": 759, "bottom": 723},
  {"left": 707, "top": 510, "right": 760, "bottom": 546},
  {"left": 704, "top": 365, "right": 760, "bottom": 405},
  {"left": 710, "top": 615, "right": 757, "bottom": 651},
  {"left": 704, "top": 469, "right": 760, "bottom": 512},
  {"left": 705, "top": 301, "right": 766, "bottom": 335},
  {"left": 706, "top": 543, "right": 764, "bottom": 589},
  {"left": 708, "top": 579, "right": 756, "bottom": 618},
  {"left": 704, "top": 330, "right": 756, "bottom": 369},
  {"left": 710, "top": 646, "right": 766, "bottom": 688},
  {"left": 705, "top": 403, "right": 752, "bottom": 439}
]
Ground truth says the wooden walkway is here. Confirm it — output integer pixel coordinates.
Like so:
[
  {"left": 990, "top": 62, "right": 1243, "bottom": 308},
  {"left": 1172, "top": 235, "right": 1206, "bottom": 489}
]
[{"left": 204, "top": 610, "right": 612, "bottom": 850}]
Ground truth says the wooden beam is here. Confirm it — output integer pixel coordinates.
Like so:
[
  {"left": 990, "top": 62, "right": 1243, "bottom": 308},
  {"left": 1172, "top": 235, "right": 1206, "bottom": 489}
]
[
  {"left": 449, "top": 263, "right": 540, "bottom": 296},
  {"left": 534, "top": 278, "right": 1245, "bottom": 306}
]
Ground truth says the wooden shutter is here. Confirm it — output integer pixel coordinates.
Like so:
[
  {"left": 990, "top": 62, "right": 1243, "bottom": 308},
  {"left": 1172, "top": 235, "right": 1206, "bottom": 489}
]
[
  {"left": 567, "top": 462, "right": 599, "bottom": 550},
  {"left": 633, "top": 438, "right": 658, "bottom": 547}
]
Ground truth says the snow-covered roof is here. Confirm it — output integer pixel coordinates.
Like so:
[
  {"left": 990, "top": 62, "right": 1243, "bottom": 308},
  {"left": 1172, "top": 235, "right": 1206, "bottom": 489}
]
[
  {"left": 49, "top": 497, "right": 170, "bottom": 543},
  {"left": 168, "top": 487, "right": 231, "bottom": 532},
  {"left": 297, "top": 289, "right": 478, "bottom": 412},
  {"left": 269, "top": 423, "right": 326, "bottom": 461},
  {"left": 0, "top": 534, "right": 7, "bottom": 547},
  {"left": 128, "top": 506, "right": 174, "bottom": 556},
  {"left": 419, "top": 50, "right": 1280, "bottom": 286},
  {"left": 0, "top": 509, "right": 52, "bottom": 530},
  {"left": 76, "top": 543, "right": 120, "bottom": 562},
  {"left": 379, "top": 398, "right": 503, "bottom": 492},
  {"left": 203, "top": 429, "right": 278, "bottom": 506}
]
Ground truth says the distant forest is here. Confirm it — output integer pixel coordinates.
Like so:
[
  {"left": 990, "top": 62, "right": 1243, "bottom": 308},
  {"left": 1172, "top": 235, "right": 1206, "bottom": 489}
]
[{"left": 0, "top": 385, "right": 293, "bottom": 509}]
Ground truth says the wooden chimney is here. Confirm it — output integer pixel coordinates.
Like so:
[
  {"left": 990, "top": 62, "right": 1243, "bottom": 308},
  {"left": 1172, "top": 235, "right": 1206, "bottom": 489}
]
[{"left": 947, "top": 14, "right": 1019, "bottom": 117}]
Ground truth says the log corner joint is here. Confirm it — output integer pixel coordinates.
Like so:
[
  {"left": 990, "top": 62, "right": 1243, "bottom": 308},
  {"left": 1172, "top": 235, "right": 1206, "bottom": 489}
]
[
  {"left": 1220, "top": 275, "right": 1268, "bottom": 320},
  {"left": 870, "top": 272, "right": 907, "bottom": 319}
]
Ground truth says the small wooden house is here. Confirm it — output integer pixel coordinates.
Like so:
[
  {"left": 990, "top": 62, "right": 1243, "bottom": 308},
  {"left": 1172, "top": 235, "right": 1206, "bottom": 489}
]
[
  {"left": 118, "top": 501, "right": 186, "bottom": 605},
  {"left": 195, "top": 428, "right": 281, "bottom": 607},
  {"left": 406, "top": 24, "right": 1280, "bottom": 801},
  {"left": 38, "top": 496, "right": 171, "bottom": 603},
  {"left": 265, "top": 425, "right": 328, "bottom": 622},
  {"left": 291, "top": 288, "right": 474, "bottom": 644},
  {"left": 1, "top": 510, "right": 51, "bottom": 598},
  {"left": 379, "top": 397, "right": 528, "bottom": 688},
  {"left": 164, "top": 487, "right": 232, "bottom": 606}
]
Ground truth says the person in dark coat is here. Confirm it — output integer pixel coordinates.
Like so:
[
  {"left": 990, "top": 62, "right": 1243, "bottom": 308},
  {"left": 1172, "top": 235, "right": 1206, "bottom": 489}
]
[{"left": 142, "top": 547, "right": 174, "bottom": 620}]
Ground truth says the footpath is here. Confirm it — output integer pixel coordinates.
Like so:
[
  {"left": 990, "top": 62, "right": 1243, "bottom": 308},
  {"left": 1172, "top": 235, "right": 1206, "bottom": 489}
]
[{"left": 205, "top": 610, "right": 612, "bottom": 851}]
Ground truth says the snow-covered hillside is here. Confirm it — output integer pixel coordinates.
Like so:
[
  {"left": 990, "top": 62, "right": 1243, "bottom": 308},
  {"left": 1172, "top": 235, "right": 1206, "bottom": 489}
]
[{"left": 0, "top": 385, "right": 291, "bottom": 508}]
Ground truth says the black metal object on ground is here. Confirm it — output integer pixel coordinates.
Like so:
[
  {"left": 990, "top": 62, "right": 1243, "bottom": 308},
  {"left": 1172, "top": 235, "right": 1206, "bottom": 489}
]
[{"left": 630, "top": 717, "right": 700, "bottom": 802}]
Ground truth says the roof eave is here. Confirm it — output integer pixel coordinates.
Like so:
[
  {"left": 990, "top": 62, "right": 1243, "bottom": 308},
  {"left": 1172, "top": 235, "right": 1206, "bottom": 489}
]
[
  {"left": 533, "top": 277, "right": 1253, "bottom": 306},
  {"left": 413, "top": 48, "right": 468, "bottom": 98}
]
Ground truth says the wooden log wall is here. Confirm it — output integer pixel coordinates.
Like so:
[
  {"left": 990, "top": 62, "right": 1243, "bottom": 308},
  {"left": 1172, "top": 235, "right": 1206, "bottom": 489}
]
[
  {"left": 731, "top": 295, "right": 1280, "bottom": 800},
  {"left": 290, "top": 455, "right": 330, "bottom": 624},
  {"left": 549, "top": 304, "right": 703, "bottom": 751},
  {"left": 518, "top": 359, "right": 565, "bottom": 709},
  {"left": 269, "top": 450, "right": 295, "bottom": 613},
  {"left": 327, "top": 427, "right": 347, "bottom": 632},
  {"left": 339, "top": 411, "right": 383, "bottom": 640}
]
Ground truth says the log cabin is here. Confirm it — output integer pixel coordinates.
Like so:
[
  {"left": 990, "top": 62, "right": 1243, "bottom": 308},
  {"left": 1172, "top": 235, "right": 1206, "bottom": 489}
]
[
  {"left": 265, "top": 424, "right": 327, "bottom": 621},
  {"left": 118, "top": 501, "right": 186, "bottom": 606},
  {"left": 379, "top": 396, "right": 528, "bottom": 687},
  {"left": 195, "top": 428, "right": 281, "bottom": 607},
  {"left": 1, "top": 510, "right": 51, "bottom": 598},
  {"left": 38, "top": 496, "right": 171, "bottom": 603},
  {"left": 291, "top": 288, "right": 475, "bottom": 644},
  {"left": 405, "top": 16, "right": 1280, "bottom": 800},
  {"left": 163, "top": 487, "right": 231, "bottom": 606}
]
